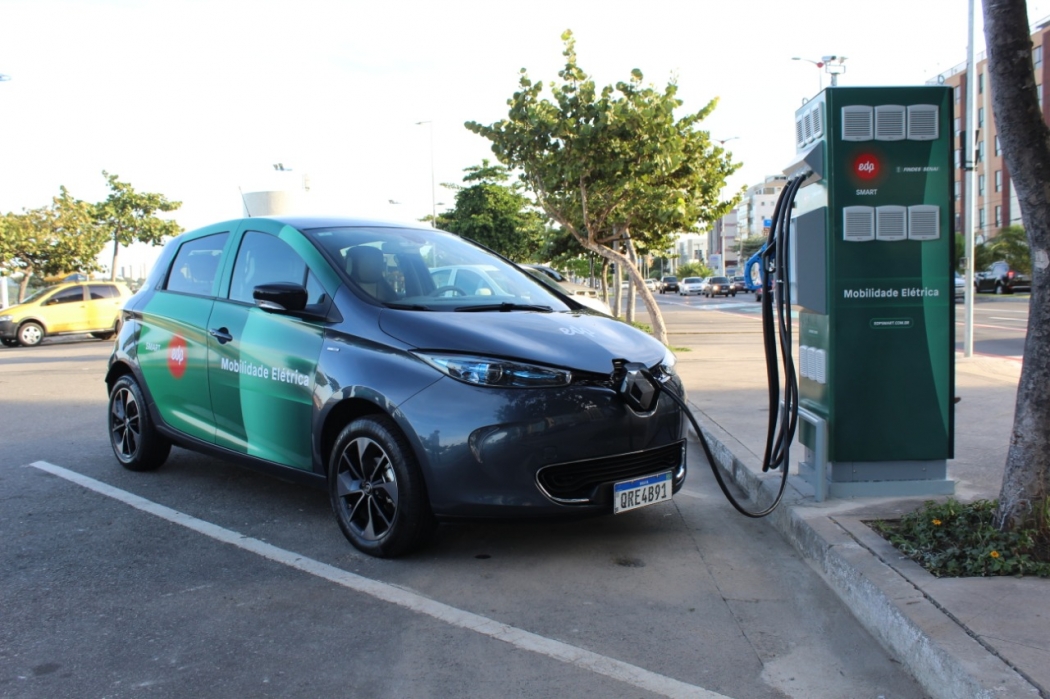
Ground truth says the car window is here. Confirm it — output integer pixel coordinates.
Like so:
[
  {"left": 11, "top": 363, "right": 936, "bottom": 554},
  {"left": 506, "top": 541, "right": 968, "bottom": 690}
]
[
  {"left": 88, "top": 284, "right": 120, "bottom": 300},
  {"left": 166, "top": 233, "right": 229, "bottom": 296},
  {"left": 229, "top": 231, "right": 326, "bottom": 305},
  {"left": 48, "top": 286, "right": 85, "bottom": 304},
  {"left": 307, "top": 226, "right": 571, "bottom": 312}
]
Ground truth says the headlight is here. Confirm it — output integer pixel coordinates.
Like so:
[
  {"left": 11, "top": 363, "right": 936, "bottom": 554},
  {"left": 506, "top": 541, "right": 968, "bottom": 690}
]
[
  {"left": 657, "top": 349, "right": 677, "bottom": 382},
  {"left": 415, "top": 353, "right": 571, "bottom": 388},
  {"left": 0, "top": 315, "right": 11, "bottom": 322}
]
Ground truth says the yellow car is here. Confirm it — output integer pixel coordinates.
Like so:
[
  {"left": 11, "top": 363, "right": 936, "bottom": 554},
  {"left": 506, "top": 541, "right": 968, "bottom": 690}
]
[{"left": 0, "top": 281, "right": 132, "bottom": 347}]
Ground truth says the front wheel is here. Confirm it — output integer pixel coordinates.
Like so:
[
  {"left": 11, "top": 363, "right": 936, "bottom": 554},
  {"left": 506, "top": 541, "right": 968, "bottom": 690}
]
[
  {"left": 17, "top": 322, "right": 44, "bottom": 347},
  {"left": 108, "top": 375, "right": 171, "bottom": 471},
  {"left": 329, "top": 415, "right": 435, "bottom": 558}
]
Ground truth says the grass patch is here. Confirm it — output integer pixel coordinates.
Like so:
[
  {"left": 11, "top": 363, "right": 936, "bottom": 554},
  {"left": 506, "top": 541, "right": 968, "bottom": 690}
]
[{"left": 871, "top": 498, "right": 1050, "bottom": 578}]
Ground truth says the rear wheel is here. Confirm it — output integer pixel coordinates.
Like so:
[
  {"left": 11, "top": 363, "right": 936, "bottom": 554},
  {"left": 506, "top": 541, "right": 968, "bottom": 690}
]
[
  {"left": 329, "top": 415, "right": 435, "bottom": 558},
  {"left": 17, "top": 322, "right": 44, "bottom": 347},
  {"left": 108, "top": 375, "right": 171, "bottom": 471}
]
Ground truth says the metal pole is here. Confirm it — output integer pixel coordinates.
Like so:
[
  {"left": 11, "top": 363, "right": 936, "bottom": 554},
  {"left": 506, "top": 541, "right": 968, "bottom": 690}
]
[{"left": 963, "top": 0, "right": 976, "bottom": 357}]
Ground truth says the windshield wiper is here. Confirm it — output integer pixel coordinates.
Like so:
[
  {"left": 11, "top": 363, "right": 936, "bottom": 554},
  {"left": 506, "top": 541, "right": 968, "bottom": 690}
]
[{"left": 455, "top": 303, "right": 553, "bottom": 313}]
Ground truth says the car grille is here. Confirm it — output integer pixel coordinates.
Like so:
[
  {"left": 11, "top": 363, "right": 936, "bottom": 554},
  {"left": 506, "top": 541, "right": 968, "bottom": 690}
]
[{"left": 537, "top": 441, "right": 685, "bottom": 503}]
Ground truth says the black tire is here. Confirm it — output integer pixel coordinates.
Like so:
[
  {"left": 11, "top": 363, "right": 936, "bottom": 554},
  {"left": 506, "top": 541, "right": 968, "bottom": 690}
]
[
  {"left": 108, "top": 375, "right": 171, "bottom": 471},
  {"left": 91, "top": 331, "right": 116, "bottom": 340},
  {"left": 17, "top": 322, "right": 44, "bottom": 347},
  {"left": 329, "top": 415, "right": 435, "bottom": 558},
  {"left": 1, "top": 338, "right": 18, "bottom": 347}
]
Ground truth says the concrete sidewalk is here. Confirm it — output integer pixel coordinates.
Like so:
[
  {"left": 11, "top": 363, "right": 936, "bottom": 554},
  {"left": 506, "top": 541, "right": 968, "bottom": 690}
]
[{"left": 658, "top": 303, "right": 1048, "bottom": 699}]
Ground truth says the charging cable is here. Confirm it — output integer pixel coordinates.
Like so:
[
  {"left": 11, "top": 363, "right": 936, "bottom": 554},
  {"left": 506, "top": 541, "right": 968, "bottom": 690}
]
[{"left": 632, "top": 172, "right": 811, "bottom": 518}]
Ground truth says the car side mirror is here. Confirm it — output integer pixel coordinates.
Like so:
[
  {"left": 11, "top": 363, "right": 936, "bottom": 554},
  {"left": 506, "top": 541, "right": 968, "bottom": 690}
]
[{"left": 253, "top": 282, "right": 308, "bottom": 313}]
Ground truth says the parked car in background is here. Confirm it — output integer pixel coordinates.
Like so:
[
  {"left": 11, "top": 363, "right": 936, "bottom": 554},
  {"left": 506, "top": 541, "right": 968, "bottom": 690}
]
[
  {"left": 0, "top": 281, "right": 132, "bottom": 347},
  {"left": 730, "top": 276, "right": 747, "bottom": 293},
  {"left": 703, "top": 276, "right": 736, "bottom": 298},
  {"left": 521, "top": 264, "right": 611, "bottom": 315},
  {"left": 974, "top": 261, "right": 1032, "bottom": 294},
  {"left": 955, "top": 272, "right": 965, "bottom": 302},
  {"left": 659, "top": 276, "right": 679, "bottom": 294},
  {"left": 678, "top": 277, "right": 705, "bottom": 296}
]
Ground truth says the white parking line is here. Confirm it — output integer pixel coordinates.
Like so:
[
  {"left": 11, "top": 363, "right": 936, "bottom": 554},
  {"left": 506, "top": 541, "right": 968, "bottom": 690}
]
[{"left": 29, "top": 461, "right": 730, "bottom": 699}]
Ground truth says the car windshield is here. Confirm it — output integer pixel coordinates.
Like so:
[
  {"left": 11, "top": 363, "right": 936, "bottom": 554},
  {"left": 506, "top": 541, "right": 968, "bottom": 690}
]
[
  {"left": 20, "top": 287, "right": 55, "bottom": 305},
  {"left": 305, "top": 226, "right": 572, "bottom": 312},
  {"left": 683, "top": 278, "right": 701, "bottom": 284},
  {"left": 710, "top": 277, "right": 729, "bottom": 284}
]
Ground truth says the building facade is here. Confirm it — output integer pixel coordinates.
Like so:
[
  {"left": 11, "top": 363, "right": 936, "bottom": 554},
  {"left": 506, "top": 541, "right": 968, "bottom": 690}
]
[
  {"left": 711, "top": 175, "right": 788, "bottom": 274},
  {"left": 930, "top": 16, "right": 1049, "bottom": 242}
]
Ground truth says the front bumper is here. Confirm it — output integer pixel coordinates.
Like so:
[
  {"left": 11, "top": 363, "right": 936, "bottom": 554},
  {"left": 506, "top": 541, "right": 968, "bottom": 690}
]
[
  {"left": 0, "top": 320, "right": 17, "bottom": 340},
  {"left": 397, "top": 373, "right": 687, "bottom": 518}
]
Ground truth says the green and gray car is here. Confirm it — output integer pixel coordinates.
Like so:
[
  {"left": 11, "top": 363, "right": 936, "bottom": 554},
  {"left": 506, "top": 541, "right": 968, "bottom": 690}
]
[{"left": 106, "top": 216, "right": 686, "bottom": 557}]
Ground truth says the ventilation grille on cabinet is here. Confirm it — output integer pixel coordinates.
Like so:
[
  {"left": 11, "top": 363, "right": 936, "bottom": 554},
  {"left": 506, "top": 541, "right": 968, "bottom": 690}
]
[
  {"left": 796, "top": 101, "right": 826, "bottom": 150},
  {"left": 843, "top": 206, "right": 875, "bottom": 242},
  {"left": 875, "top": 105, "right": 907, "bottom": 141},
  {"left": 876, "top": 206, "right": 907, "bottom": 241},
  {"left": 907, "top": 105, "right": 939, "bottom": 140},
  {"left": 908, "top": 206, "right": 941, "bottom": 240},
  {"left": 842, "top": 106, "right": 874, "bottom": 141}
]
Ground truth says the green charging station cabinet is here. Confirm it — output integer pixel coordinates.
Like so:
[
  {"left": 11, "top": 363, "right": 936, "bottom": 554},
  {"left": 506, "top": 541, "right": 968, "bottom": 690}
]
[{"left": 788, "top": 86, "right": 955, "bottom": 499}]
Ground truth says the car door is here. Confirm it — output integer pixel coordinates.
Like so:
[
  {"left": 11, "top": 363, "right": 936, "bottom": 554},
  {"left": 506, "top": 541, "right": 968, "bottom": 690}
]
[
  {"left": 207, "top": 223, "right": 333, "bottom": 470},
  {"left": 137, "top": 230, "right": 231, "bottom": 443},
  {"left": 86, "top": 283, "right": 124, "bottom": 331},
  {"left": 41, "top": 285, "right": 89, "bottom": 333}
]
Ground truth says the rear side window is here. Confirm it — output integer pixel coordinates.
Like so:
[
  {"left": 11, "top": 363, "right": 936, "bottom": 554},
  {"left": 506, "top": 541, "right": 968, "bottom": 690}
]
[
  {"left": 88, "top": 284, "right": 120, "bottom": 299},
  {"left": 48, "top": 286, "right": 85, "bottom": 304},
  {"left": 165, "top": 233, "right": 229, "bottom": 296}
]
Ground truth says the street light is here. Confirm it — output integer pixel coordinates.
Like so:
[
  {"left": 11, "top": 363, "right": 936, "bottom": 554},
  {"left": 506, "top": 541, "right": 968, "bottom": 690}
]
[
  {"left": 714, "top": 136, "right": 740, "bottom": 146},
  {"left": 415, "top": 120, "right": 436, "bottom": 223},
  {"left": 792, "top": 57, "right": 825, "bottom": 93}
]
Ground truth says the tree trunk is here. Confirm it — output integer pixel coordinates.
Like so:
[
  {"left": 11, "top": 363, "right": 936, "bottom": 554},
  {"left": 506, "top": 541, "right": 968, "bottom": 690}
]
[
  {"left": 984, "top": 0, "right": 1050, "bottom": 527},
  {"left": 18, "top": 269, "right": 32, "bottom": 304},
  {"left": 110, "top": 235, "right": 120, "bottom": 281},
  {"left": 625, "top": 238, "right": 637, "bottom": 324}
]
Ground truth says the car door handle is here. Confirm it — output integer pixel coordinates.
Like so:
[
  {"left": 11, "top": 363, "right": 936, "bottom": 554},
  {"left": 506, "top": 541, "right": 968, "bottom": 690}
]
[{"left": 209, "top": 327, "right": 233, "bottom": 344}]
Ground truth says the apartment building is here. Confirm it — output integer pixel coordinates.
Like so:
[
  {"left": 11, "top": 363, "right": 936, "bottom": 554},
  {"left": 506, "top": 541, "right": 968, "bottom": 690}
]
[
  {"left": 929, "top": 16, "right": 1049, "bottom": 241},
  {"left": 710, "top": 175, "right": 788, "bottom": 273}
]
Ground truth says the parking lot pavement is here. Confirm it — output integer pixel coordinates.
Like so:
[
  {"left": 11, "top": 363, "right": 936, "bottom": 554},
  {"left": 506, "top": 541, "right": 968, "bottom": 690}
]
[{"left": 0, "top": 339, "right": 927, "bottom": 699}]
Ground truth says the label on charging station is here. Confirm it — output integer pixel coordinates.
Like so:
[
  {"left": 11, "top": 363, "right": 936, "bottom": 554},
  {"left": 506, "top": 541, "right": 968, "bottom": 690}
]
[{"left": 613, "top": 471, "right": 672, "bottom": 514}]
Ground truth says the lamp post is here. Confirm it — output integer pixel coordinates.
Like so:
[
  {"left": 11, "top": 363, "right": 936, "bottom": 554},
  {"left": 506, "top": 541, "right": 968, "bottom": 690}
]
[
  {"left": 792, "top": 57, "right": 825, "bottom": 93},
  {"left": 415, "top": 120, "right": 436, "bottom": 223},
  {"left": 0, "top": 72, "right": 10, "bottom": 308}
]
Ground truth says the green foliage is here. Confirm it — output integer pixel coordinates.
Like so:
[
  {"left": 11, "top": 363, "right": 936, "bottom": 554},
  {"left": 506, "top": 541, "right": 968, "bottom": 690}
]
[
  {"left": 676, "top": 262, "right": 713, "bottom": 278},
  {"left": 1, "top": 188, "right": 109, "bottom": 300},
  {"left": 986, "top": 225, "right": 1031, "bottom": 273},
  {"left": 95, "top": 171, "right": 182, "bottom": 279},
  {"left": 465, "top": 30, "right": 741, "bottom": 341},
  {"left": 435, "top": 160, "right": 547, "bottom": 261},
  {"left": 738, "top": 235, "right": 766, "bottom": 261},
  {"left": 872, "top": 498, "right": 1050, "bottom": 578}
]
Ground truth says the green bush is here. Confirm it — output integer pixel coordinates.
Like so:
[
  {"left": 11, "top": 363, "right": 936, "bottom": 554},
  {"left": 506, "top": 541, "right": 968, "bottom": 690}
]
[{"left": 872, "top": 498, "right": 1050, "bottom": 578}]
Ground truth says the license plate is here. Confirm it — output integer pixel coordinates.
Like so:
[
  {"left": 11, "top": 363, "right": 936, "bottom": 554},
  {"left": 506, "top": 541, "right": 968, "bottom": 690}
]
[{"left": 613, "top": 471, "right": 672, "bottom": 514}]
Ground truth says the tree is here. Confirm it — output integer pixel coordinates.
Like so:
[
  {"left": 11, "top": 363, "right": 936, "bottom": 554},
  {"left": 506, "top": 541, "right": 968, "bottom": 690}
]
[
  {"left": 1, "top": 188, "right": 109, "bottom": 301},
  {"left": 435, "top": 160, "right": 547, "bottom": 261},
  {"left": 986, "top": 224, "right": 1031, "bottom": 273},
  {"left": 466, "top": 31, "right": 739, "bottom": 344},
  {"left": 95, "top": 171, "right": 182, "bottom": 280},
  {"left": 983, "top": 0, "right": 1050, "bottom": 528}
]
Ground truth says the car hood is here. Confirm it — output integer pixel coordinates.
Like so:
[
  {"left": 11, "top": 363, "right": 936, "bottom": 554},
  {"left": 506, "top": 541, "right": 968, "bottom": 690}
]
[{"left": 378, "top": 309, "right": 667, "bottom": 374}]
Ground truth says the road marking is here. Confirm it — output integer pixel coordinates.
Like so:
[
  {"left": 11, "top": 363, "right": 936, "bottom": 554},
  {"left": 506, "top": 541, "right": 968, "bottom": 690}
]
[
  {"left": 989, "top": 316, "right": 1028, "bottom": 323},
  {"left": 29, "top": 461, "right": 730, "bottom": 699}
]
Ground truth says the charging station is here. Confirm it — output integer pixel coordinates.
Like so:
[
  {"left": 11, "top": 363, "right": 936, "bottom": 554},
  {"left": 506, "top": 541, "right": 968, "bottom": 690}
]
[{"left": 785, "top": 86, "right": 956, "bottom": 499}]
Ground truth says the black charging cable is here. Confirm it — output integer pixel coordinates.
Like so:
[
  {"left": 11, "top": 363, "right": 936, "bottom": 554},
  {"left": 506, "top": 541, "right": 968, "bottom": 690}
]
[{"left": 635, "top": 172, "right": 810, "bottom": 518}]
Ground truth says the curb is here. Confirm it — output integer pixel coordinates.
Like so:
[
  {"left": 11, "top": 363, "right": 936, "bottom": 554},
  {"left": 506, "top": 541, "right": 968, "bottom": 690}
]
[{"left": 685, "top": 399, "right": 1042, "bottom": 699}]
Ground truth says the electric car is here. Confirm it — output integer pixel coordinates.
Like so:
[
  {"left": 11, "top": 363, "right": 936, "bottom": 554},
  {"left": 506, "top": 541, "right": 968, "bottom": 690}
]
[{"left": 105, "top": 216, "right": 687, "bottom": 558}]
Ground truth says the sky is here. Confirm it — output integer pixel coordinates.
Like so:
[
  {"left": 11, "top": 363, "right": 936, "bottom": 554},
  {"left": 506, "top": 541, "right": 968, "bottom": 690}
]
[{"left": 3, "top": 0, "right": 1050, "bottom": 274}]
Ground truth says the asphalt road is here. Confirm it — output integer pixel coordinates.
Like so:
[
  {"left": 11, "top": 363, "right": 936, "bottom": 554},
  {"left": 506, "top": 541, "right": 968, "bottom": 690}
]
[{"left": 0, "top": 338, "right": 927, "bottom": 699}]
